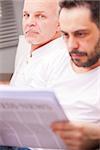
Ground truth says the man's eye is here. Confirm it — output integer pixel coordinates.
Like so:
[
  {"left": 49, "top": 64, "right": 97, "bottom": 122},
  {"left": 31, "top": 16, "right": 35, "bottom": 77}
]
[
  {"left": 75, "top": 32, "right": 87, "bottom": 38},
  {"left": 63, "top": 33, "right": 69, "bottom": 39},
  {"left": 36, "top": 14, "right": 46, "bottom": 19}
]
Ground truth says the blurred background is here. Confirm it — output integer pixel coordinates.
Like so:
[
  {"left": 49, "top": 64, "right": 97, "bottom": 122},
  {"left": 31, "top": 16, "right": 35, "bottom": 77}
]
[{"left": 0, "top": 0, "right": 24, "bottom": 81}]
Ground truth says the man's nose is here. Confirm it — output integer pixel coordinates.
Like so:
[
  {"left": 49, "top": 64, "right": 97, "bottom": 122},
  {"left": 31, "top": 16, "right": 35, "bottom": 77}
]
[
  {"left": 68, "top": 37, "right": 79, "bottom": 51},
  {"left": 28, "top": 16, "right": 37, "bottom": 26}
]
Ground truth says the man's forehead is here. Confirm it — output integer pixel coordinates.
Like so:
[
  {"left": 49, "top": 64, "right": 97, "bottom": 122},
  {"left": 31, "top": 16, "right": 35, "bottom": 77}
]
[
  {"left": 59, "top": 7, "right": 95, "bottom": 34},
  {"left": 24, "top": 0, "right": 58, "bottom": 6},
  {"left": 60, "top": 7, "right": 91, "bottom": 19},
  {"left": 23, "top": 0, "right": 59, "bottom": 14},
  {"left": 60, "top": 7, "right": 92, "bottom": 25},
  {"left": 24, "top": 0, "right": 58, "bottom": 11}
]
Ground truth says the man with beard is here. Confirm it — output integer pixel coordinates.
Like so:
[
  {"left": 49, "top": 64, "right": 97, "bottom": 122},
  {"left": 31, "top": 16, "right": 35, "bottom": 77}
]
[{"left": 52, "top": 0, "right": 100, "bottom": 150}]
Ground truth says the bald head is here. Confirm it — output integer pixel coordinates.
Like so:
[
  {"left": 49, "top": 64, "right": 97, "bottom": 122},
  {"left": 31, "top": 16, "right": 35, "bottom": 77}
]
[
  {"left": 23, "top": 0, "right": 61, "bottom": 49},
  {"left": 24, "top": 0, "right": 59, "bottom": 18}
]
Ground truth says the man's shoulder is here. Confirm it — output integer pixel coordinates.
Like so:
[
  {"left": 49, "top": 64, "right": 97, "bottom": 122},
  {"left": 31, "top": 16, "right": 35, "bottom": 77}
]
[{"left": 43, "top": 37, "right": 69, "bottom": 57}]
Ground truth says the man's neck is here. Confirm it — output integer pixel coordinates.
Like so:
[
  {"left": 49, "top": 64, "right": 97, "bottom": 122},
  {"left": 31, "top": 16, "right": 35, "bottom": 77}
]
[
  {"left": 71, "top": 60, "right": 100, "bottom": 73},
  {"left": 31, "top": 33, "right": 61, "bottom": 52}
]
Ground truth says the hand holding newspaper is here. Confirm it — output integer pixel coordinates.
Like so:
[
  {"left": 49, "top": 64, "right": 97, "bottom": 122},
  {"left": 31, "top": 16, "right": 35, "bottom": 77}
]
[{"left": 0, "top": 87, "right": 68, "bottom": 149}]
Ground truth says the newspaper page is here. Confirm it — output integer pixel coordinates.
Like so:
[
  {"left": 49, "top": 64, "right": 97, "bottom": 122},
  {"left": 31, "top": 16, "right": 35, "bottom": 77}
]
[{"left": 0, "top": 88, "right": 68, "bottom": 149}]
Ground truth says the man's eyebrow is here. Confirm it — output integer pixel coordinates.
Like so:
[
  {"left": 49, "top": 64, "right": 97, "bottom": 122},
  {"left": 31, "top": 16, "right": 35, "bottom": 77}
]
[
  {"left": 35, "top": 11, "right": 45, "bottom": 14},
  {"left": 23, "top": 11, "right": 45, "bottom": 14},
  {"left": 61, "top": 30, "right": 68, "bottom": 35}
]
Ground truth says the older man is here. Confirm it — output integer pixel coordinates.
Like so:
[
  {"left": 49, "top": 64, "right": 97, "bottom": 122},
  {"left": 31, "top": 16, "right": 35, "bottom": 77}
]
[
  {"left": 1, "top": 0, "right": 68, "bottom": 150},
  {"left": 10, "top": 0, "right": 68, "bottom": 88}
]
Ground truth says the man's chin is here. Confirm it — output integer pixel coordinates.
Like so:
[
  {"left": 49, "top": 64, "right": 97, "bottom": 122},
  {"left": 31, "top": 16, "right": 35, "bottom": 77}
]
[
  {"left": 24, "top": 37, "right": 38, "bottom": 45},
  {"left": 72, "top": 60, "right": 88, "bottom": 68},
  {"left": 73, "top": 61, "right": 98, "bottom": 68}
]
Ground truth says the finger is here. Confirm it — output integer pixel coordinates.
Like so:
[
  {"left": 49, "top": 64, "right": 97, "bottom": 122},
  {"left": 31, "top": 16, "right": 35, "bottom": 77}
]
[
  {"left": 54, "top": 130, "right": 75, "bottom": 139},
  {"left": 63, "top": 140, "right": 81, "bottom": 150},
  {"left": 53, "top": 129, "right": 84, "bottom": 141},
  {"left": 64, "top": 139, "right": 84, "bottom": 150},
  {"left": 51, "top": 121, "right": 74, "bottom": 131}
]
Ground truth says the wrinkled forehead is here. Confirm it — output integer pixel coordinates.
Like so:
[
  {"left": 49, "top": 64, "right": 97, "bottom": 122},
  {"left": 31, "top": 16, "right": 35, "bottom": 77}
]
[{"left": 23, "top": 0, "right": 59, "bottom": 14}]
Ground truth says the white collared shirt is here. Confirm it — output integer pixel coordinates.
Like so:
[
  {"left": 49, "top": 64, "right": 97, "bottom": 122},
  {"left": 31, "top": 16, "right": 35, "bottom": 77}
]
[{"left": 10, "top": 36, "right": 69, "bottom": 89}]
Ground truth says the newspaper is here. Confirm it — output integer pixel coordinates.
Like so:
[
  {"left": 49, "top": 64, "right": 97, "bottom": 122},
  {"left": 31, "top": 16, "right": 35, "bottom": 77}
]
[{"left": 0, "top": 88, "right": 68, "bottom": 149}]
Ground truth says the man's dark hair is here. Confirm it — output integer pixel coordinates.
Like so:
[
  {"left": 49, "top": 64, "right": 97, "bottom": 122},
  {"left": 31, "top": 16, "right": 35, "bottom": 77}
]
[{"left": 59, "top": 0, "right": 100, "bottom": 28}]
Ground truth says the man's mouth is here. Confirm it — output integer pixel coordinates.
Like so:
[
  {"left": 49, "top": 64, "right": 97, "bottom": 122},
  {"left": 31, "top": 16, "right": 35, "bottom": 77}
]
[
  {"left": 71, "top": 53, "right": 85, "bottom": 58},
  {"left": 25, "top": 29, "right": 39, "bottom": 34},
  {"left": 70, "top": 51, "right": 87, "bottom": 58}
]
